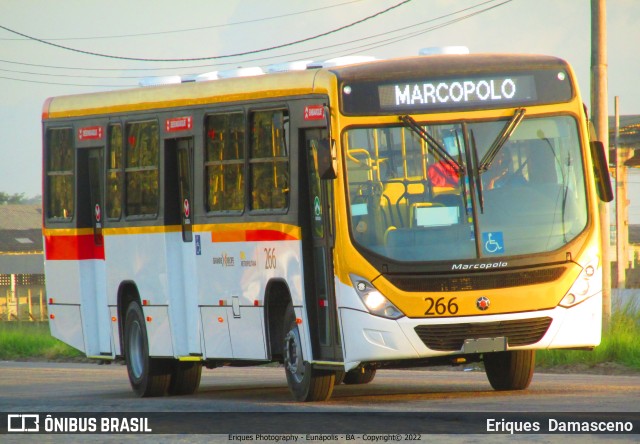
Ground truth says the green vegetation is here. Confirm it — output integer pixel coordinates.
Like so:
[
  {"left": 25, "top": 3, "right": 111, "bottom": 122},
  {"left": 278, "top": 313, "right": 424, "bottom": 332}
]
[
  {"left": 0, "top": 307, "right": 638, "bottom": 372},
  {"left": 536, "top": 302, "right": 640, "bottom": 372},
  {"left": 0, "top": 322, "right": 82, "bottom": 360},
  {"left": 0, "top": 191, "right": 41, "bottom": 205}
]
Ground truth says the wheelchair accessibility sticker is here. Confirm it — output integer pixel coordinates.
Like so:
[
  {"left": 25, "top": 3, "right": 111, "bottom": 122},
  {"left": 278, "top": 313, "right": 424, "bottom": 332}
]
[{"left": 482, "top": 231, "right": 504, "bottom": 255}]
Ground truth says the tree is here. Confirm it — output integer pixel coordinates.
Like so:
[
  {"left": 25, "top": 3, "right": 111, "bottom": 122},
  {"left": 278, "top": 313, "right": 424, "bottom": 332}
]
[{"left": 0, "top": 191, "right": 24, "bottom": 205}]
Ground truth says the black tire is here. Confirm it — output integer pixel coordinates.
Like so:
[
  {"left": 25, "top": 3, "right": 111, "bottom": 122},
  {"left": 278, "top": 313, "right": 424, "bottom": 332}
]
[
  {"left": 283, "top": 303, "right": 335, "bottom": 401},
  {"left": 343, "top": 366, "right": 376, "bottom": 385},
  {"left": 168, "top": 361, "right": 203, "bottom": 396},
  {"left": 484, "top": 350, "right": 535, "bottom": 391},
  {"left": 124, "top": 302, "right": 172, "bottom": 397}
]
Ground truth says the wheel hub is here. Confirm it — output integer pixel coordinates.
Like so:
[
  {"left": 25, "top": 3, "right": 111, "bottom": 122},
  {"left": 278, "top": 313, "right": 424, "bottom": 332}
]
[
  {"left": 284, "top": 328, "right": 305, "bottom": 383},
  {"left": 128, "top": 320, "right": 144, "bottom": 380}
]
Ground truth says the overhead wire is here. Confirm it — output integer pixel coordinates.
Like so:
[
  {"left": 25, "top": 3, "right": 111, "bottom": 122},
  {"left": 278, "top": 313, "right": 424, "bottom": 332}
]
[
  {"left": 0, "top": 0, "right": 513, "bottom": 87},
  {"left": 0, "top": 0, "right": 364, "bottom": 41},
  {"left": 0, "top": 0, "right": 413, "bottom": 62}
]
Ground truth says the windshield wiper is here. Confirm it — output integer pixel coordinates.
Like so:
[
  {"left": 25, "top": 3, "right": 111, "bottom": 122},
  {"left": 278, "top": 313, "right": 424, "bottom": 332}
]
[
  {"left": 478, "top": 108, "right": 526, "bottom": 172},
  {"left": 399, "top": 115, "right": 464, "bottom": 174},
  {"left": 469, "top": 130, "right": 484, "bottom": 213}
]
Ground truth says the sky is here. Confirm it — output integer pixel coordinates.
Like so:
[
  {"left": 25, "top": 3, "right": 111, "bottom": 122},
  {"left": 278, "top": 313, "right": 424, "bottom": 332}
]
[{"left": 0, "top": 0, "right": 638, "bottom": 198}]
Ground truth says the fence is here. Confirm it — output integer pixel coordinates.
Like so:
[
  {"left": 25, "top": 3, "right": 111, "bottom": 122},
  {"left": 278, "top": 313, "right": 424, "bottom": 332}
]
[{"left": 0, "top": 274, "right": 47, "bottom": 321}]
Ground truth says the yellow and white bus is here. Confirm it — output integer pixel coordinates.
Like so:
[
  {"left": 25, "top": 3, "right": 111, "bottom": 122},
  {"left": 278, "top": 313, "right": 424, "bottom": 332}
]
[{"left": 43, "top": 53, "right": 613, "bottom": 401}]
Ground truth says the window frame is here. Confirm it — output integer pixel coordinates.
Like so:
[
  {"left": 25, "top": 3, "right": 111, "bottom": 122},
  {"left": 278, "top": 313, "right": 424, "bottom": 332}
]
[
  {"left": 248, "top": 107, "right": 291, "bottom": 214},
  {"left": 45, "top": 127, "right": 75, "bottom": 223},
  {"left": 106, "top": 123, "right": 124, "bottom": 221},
  {"left": 124, "top": 119, "right": 160, "bottom": 219},
  {"left": 204, "top": 111, "right": 246, "bottom": 214}
]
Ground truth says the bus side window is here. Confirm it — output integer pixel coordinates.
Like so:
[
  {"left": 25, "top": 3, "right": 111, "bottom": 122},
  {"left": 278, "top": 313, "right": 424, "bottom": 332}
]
[
  {"left": 125, "top": 121, "right": 159, "bottom": 217},
  {"left": 45, "top": 128, "right": 74, "bottom": 221},
  {"left": 250, "top": 109, "right": 290, "bottom": 211},
  {"left": 205, "top": 113, "right": 245, "bottom": 212},
  {"left": 107, "top": 124, "right": 123, "bottom": 220}
]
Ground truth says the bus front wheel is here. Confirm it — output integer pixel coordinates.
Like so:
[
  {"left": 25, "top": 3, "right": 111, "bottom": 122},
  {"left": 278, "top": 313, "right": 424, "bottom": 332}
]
[
  {"left": 124, "top": 301, "right": 172, "bottom": 397},
  {"left": 283, "top": 303, "right": 335, "bottom": 401},
  {"left": 483, "top": 350, "right": 535, "bottom": 391}
]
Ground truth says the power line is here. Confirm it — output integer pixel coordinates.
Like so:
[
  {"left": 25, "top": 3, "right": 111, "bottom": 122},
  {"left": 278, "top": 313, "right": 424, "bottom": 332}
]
[
  {"left": 0, "top": 0, "right": 363, "bottom": 41},
  {"left": 0, "top": 75, "right": 133, "bottom": 88},
  {"left": 0, "top": 0, "right": 508, "bottom": 81},
  {"left": 251, "top": 0, "right": 512, "bottom": 66},
  {"left": 0, "top": 0, "right": 413, "bottom": 62},
  {"left": 336, "top": 0, "right": 513, "bottom": 56}
]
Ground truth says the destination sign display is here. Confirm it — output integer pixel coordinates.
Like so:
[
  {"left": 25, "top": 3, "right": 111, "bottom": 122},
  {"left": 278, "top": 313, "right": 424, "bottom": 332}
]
[
  {"left": 378, "top": 75, "right": 536, "bottom": 111},
  {"left": 338, "top": 68, "right": 573, "bottom": 115}
]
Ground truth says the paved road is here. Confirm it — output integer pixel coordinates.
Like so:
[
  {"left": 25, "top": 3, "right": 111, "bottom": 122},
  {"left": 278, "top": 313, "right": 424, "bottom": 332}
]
[{"left": 0, "top": 361, "right": 638, "bottom": 442}]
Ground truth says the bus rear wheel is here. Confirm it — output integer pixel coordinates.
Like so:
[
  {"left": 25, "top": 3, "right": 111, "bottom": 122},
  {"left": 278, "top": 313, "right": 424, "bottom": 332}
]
[
  {"left": 343, "top": 366, "right": 376, "bottom": 385},
  {"left": 168, "top": 361, "right": 202, "bottom": 396},
  {"left": 483, "top": 350, "right": 535, "bottom": 391},
  {"left": 124, "top": 301, "right": 172, "bottom": 397},
  {"left": 283, "top": 303, "right": 335, "bottom": 401}
]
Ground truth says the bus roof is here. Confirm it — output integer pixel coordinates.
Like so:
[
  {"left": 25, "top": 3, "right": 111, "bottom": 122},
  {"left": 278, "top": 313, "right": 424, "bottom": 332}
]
[
  {"left": 326, "top": 53, "right": 569, "bottom": 83},
  {"left": 42, "top": 68, "right": 328, "bottom": 120},
  {"left": 42, "top": 54, "right": 571, "bottom": 120}
]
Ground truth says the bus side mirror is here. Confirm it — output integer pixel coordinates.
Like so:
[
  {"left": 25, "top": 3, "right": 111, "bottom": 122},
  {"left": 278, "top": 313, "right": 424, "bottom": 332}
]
[
  {"left": 317, "top": 139, "right": 337, "bottom": 180},
  {"left": 590, "top": 141, "right": 614, "bottom": 202}
]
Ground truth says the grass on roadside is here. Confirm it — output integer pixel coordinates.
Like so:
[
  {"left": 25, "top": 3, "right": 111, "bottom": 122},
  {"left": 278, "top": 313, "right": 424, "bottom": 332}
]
[
  {"left": 536, "top": 301, "right": 640, "bottom": 371},
  {"left": 0, "top": 322, "right": 82, "bottom": 360}
]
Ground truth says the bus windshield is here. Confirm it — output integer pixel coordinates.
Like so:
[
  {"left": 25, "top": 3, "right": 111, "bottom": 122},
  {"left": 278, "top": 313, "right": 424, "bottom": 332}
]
[{"left": 344, "top": 115, "right": 588, "bottom": 262}]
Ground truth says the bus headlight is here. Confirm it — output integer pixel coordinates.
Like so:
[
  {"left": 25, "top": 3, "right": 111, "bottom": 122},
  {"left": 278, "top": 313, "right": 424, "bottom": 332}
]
[
  {"left": 560, "top": 258, "right": 600, "bottom": 308},
  {"left": 350, "top": 274, "right": 404, "bottom": 319}
]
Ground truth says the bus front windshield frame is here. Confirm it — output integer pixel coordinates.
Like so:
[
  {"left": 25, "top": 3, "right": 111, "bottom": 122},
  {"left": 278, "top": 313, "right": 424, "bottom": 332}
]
[{"left": 343, "top": 114, "right": 588, "bottom": 263}]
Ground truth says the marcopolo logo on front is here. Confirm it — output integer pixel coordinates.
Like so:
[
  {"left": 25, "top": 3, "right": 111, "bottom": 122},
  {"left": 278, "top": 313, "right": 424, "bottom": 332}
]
[{"left": 452, "top": 261, "right": 508, "bottom": 271}]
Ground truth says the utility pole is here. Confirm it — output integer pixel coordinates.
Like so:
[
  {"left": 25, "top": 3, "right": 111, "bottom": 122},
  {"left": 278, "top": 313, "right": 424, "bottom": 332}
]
[
  {"left": 614, "top": 96, "right": 628, "bottom": 289},
  {"left": 591, "top": 0, "right": 611, "bottom": 330}
]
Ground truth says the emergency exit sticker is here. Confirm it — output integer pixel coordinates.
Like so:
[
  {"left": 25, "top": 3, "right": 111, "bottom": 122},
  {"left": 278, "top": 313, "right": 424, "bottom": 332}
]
[
  {"left": 304, "top": 105, "right": 325, "bottom": 121},
  {"left": 165, "top": 116, "right": 193, "bottom": 132},
  {"left": 78, "top": 126, "right": 103, "bottom": 141}
]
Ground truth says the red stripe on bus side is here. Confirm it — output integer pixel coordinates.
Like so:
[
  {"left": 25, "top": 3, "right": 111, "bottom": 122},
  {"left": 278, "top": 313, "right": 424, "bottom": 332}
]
[
  {"left": 212, "top": 229, "right": 298, "bottom": 243},
  {"left": 45, "top": 234, "right": 105, "bottom": 260}
]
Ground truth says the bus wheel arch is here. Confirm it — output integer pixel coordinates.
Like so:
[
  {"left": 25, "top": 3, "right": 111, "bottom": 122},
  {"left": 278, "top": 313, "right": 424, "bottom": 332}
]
[{"left": 264, "top": 279, "right": 292, "bottom": 361}]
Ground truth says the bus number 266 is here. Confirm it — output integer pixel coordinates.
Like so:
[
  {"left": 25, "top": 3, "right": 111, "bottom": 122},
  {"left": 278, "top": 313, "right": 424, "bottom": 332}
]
[
  {"left": 424, "top": 297, "right": 459, "bottom": 315},
  {"left": 264, "top": 248, "right": 277, "bottom": 270}
]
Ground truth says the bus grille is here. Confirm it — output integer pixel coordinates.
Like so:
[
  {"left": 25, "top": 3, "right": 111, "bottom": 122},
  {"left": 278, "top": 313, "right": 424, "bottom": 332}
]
[
  {"left": 414, "top": 317, "right": 553, "bottom": 351},
  {"left": 385, "top": 267, "right": 566, "bottom": 292}
]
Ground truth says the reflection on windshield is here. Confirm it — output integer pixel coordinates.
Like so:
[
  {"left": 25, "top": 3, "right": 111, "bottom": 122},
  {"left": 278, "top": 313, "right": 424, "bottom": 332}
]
[{"left": 343, "top": 116, "right": 587, "bottom": 262}]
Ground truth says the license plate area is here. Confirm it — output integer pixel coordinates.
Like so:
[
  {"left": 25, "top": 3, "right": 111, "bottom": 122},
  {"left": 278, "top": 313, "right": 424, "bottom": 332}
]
[{"left": 462, "top": 337, "right": 507, "bottom": 353}]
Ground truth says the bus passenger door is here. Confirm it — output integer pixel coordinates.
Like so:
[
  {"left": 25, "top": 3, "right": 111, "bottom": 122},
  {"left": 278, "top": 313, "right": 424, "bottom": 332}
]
[
  {"left": 165, "top": 137, "right": 201, "bottom": 356},
  {"left": 78, "top": 147, "right": 111, "bottom": 356},
  {"left": 302, "top": 129, "right": 342, "bottom": 362}
]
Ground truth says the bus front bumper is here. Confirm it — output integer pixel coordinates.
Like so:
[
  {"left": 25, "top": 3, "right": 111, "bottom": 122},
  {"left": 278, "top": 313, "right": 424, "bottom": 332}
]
[{"left": 339, "top": 292, "right": 602, "bottom": 372}]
